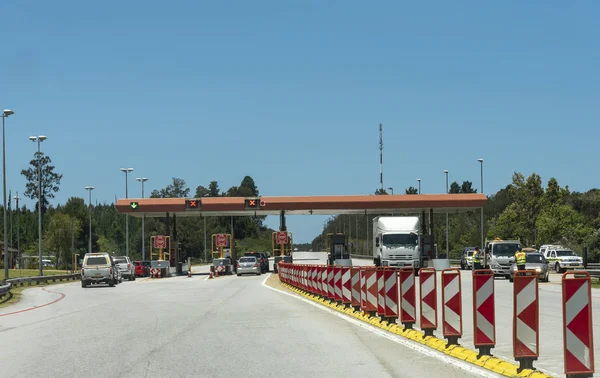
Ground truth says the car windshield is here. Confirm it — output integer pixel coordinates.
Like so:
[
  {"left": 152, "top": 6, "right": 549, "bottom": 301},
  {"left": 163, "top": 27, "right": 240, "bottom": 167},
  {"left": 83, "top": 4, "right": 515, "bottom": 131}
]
[
  {"left": 526, "top": 254, "right": 544, "bottom": 263},
  {"left": 382, "top": 234, "right": 418, "bottom": 246},
  {"left": 557, "top": 250, "right": 576, "bottom": 257},
  {"left": 133, "top": 261, "right": 140, "bottom": 266},
  {"left": 467, "top": 251, "right": 475, "bottom": 256},
  {"left": 492, "top": 243, "right": 520, "bottom": 256},
  {"left": 240, "top": 257, "right": 255, "bottom": 263},
  {"left": 114, "top": 259, "right": 127, "bottom": 264},
  {"left": 86, "top": 257, "right": 108, "bottom": 265}
]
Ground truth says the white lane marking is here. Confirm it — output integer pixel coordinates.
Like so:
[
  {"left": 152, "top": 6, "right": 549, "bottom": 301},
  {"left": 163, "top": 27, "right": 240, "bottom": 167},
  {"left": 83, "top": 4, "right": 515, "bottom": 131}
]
[
  {"left": 204, "top": 275, "right": 210, "bottom": 281},
  {"left": 261, "top": 274, "right": 501, "bottom": 378}
]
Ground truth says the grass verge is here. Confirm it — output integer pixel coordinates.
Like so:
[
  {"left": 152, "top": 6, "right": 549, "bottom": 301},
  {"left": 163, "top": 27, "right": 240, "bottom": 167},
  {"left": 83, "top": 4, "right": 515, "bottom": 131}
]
[
  {"left": 1, "top": 269, "right": 72, "bottom": 281},
  {"left": 0, "top": 281, "right": 61, "bottom": 309}
]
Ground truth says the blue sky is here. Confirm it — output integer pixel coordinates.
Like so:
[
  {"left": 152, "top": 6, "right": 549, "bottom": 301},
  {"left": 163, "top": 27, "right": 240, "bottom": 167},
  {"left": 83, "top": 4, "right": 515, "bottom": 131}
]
[{"left": 1, "top": 1, "right": 598, "bottom": 242}]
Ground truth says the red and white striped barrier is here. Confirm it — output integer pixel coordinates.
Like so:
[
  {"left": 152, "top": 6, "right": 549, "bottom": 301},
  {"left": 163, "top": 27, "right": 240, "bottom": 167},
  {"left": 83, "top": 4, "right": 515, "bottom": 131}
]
[
  {"left": 327, "top": 266, "right": 335, "bottom": 299},
  {"left": 334, "top": 266, "right": 342, "bottom": 302},
  {"left": 351, "top": 267, "right": 361, "bottom": 310},
  {"left": 317, "top": 266, "right": 324, "bottom": 296},
  {"left": 513, "top": 270, "right": 539, "bottom": 372},
  {"left": 562, "top": 272, "right": 595, "bottom": 376},
  {"left": 441, "top": 268, "right": 462, "bottom": 345},
  {"left": 310, "top": 266, "right": 317, "bottom": 295},
  {"left": 383, "top": 268, "right": 399, "bottom": 319},
  {"left": 473, "top": 269, "right": 495, "bottom": 357},
  {"left": 342, "top": 267, "right": 352, "bottom": 305},
  {"left": 364, "top": 267, "right": 378, "bottom": 314},
  {"left": 377, "top": 267, "right": 386, "bottom": 318},
  {"left": 399, "top": 267, "right": 416, "bottom": 328},
  {"left": 419, "top": 267, "right": 437, "bottom": 336}
]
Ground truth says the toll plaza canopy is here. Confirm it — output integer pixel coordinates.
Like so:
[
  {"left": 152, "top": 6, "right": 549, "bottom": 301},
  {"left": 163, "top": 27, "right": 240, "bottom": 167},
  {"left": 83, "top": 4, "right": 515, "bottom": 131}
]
[{"left": 116, "top": 194, "right": 487, "bottom": 218}]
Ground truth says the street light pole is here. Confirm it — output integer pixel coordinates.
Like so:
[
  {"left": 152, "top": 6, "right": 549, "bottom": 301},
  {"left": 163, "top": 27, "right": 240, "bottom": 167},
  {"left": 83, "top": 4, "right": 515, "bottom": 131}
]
[
  {"left": 136, "top": 177, "right": 148, "bottom": 260},
  {"left": 2, "top": 110, "right": 14, "bottom": 280},
  {"left": 444, "top": 170, "right": 449, "bottom": 258},
  {"left": 84, "top": 186, "right": 95, "bottom": 254},
  {"left": 120, "top": 168, "right": 134, "bottom": 257},
  {"left": 478, "top": 158, "right": 485, "bottom": 267},
  {"left": 417, "top": 178, "right": 421, "bottom": 194},
  {"left": 387, "top": 187, "right": 393, "bottom": 195},
  {"left": 29, "top": 135, "right": 47, "bottom": 276}
]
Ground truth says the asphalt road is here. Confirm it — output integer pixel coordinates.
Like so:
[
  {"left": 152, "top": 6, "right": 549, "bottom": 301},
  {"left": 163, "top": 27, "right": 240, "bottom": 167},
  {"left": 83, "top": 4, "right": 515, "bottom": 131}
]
[
  {"left": 0, "top": 273, "right": 498, "bottom": 378},
  {"left": 293, "top": 252, "right": 599, "bottom": 377}
]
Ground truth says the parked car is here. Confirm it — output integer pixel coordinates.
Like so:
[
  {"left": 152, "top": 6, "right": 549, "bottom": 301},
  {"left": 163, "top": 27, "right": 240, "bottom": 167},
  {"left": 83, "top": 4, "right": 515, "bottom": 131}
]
[
  {"left": 81, "top": 253, "right": 119, "bottom": 287},
  {"left": 237, "top": 256, "right": 261, "bottom": 276},
  {"left": 508, "top": 252, "right": 550, "bottom": 282},
  {"left": 460, "top": 247, "right": 476, "bottom": 270},
  {"left": 114, "top": 256, "right": 136, "bottom": 281},
  {"left": 110, "top": 256, "right": 123, "bottom": 284},
  {"left": 133, "top": 260, "right": 149, "bottom": 277},
  {"left": 244, "top": 252, "right": 269, "bottom": 273}
]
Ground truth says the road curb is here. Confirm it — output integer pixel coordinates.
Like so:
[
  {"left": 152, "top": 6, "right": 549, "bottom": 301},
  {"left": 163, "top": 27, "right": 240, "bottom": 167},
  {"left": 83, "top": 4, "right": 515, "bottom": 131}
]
[{"left": 282, "top": 283, "right": 553, "bottom": 378}]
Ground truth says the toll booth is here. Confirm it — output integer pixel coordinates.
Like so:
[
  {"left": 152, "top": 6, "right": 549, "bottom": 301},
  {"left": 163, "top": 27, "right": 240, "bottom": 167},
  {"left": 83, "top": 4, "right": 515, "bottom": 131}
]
[
  {"left": 272, "top": 231, "right": 293, "bottom": 273},
  {"left": 327, "top": 233, "right": 351, "bottom": 266}
]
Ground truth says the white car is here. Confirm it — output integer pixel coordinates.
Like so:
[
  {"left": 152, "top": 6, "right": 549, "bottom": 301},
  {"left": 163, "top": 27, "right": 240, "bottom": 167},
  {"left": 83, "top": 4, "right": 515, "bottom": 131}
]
[
  {"left": 113, "top": 256, "right": 136, "bottom": 281},
  {"left": 540, "top": 245, "right": 583, "bottom": 273}
]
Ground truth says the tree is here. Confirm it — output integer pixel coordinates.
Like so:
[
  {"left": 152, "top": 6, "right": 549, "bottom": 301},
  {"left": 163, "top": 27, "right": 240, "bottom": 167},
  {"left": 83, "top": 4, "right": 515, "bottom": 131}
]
[
  {"left": 405, "top": 187, "right": 418, "bottom": 195},
  {"left": 374, "top": 188, "right": 388, "bottom": 195},
  {"left": 21, "top": 152, "right": 63, "bottom": 213},
  {"left": 150, "top": 177, "right": 190, "bottom": 198},
  {"left": 449, "top": 182, "right": 461, "bottom": 194},
  {"left": 195, "top": 185, "right": 209, "bottom": 198},
  {"left": 460, "top": 181, "right": 477, "bottom": 194},
  {"left": 208, "top": 181, "right": 221, "bottom": 197},
  {"left": 44, "top": 212, "right": 81, "bottom": 268}
]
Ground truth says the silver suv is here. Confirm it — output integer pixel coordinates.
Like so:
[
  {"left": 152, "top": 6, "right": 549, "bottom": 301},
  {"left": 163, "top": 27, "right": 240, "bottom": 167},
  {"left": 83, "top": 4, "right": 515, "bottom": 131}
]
[
  {"left": 114, "top": 256, "right": 136, "bottom": 281},
  {"left": 81, "top": 253, "right": 119, "bottom": 287}
]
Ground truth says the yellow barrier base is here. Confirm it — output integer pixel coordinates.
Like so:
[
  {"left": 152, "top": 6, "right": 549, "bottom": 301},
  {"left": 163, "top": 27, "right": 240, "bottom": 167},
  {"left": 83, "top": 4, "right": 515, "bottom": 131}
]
[{"left": 279, "top": 282, "right": 552, "bottom": 378}]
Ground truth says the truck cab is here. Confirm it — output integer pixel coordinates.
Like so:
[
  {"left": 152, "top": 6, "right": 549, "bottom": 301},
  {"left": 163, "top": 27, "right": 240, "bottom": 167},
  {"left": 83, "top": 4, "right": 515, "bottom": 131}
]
[
  {"left": 541, "top": 245, "right": 584, "bottom": 273},
  {"left": 485, "top": 238, "right": 521, "bottom": 279},
  {"left": 373, "top": 216, "right": 421, "bottom": 269}
]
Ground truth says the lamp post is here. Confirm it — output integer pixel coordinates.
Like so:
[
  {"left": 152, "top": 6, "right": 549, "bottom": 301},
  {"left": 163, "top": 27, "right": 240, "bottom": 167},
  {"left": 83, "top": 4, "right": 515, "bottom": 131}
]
[
  {"left": 136, "top": 177, "right": 148, "bottom": 260},
  {"left": 478, "top": 158, "right": 485, "bottom": 267},
  {"left": 2, "top": 109, "right": 14, "bottom": 280},
  {"left": 29, "top": 135, "right": 47, "bottom": 276},
  {"left": 84, "top": 186, "right": 95, "bottom": 254},
  {"left": 387, "top": 187, "right": 393, "bottom": 195},
  {"left": 417, "top": 178, "right": 421, "bottom": 194},
  {"left": 120, "top": 168, "right": 134, "bottom": 257},
  {"left": 444, "top": 169, "right": 449, "bottom": 258}
]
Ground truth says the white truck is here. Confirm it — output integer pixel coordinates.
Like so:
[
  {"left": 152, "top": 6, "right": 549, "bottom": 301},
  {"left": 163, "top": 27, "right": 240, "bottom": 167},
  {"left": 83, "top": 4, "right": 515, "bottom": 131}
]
[
  {"left": 373, "top": 216, "right": 422, "bottom": 269},
  {"left": 539, "top": 244, "right": 584, "bottom": 273}
]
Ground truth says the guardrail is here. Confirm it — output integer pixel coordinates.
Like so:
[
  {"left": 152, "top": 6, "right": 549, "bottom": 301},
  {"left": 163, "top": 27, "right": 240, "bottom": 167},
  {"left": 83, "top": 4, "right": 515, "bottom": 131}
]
[
  {"left": 0, "top": 282, "right": 11, "bottom": 299},
  {"left": 0, "top": 273, "right": 80, "bottom": 300}
]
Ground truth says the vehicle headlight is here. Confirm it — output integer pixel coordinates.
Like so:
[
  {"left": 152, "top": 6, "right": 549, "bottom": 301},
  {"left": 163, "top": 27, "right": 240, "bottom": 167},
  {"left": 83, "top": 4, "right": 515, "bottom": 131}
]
[
  {"left": 492, "top": 264, "right": 501, "bottom": 269},
  {"left": 511, "top": 266, "right": 517, "bottom": 271},
  {"left": 535, "top": 267, "right": 541, "bottom": 272}
]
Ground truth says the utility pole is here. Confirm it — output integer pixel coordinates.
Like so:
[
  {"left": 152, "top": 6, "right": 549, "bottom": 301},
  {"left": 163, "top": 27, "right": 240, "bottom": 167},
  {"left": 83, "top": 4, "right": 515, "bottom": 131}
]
[
  {"left": 14, "top": 192, "right": 20, "bottom": 270},
  {"left": 379, "top": 123, "right": 383, "bottom": 192}
]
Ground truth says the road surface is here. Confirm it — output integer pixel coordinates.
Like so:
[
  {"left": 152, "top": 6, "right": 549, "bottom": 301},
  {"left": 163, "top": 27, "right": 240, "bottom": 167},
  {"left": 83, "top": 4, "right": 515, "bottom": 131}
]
[
  {"left": 292, "top": 252, "right": 599, "bottom": 377},
  {"left": 0, "top": 272, "right": 499, "bottom": 378}
]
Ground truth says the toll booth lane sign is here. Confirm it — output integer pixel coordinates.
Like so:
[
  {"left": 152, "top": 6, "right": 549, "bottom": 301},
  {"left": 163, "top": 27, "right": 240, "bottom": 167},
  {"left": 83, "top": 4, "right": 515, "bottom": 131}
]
[
  {"left": 185, "top": 199, "right": 201, "bottom": 210},
  {"left": 276, "top": 231, "right": 288, "bottom": 245},
  {"left": 154, "top": 235, "right": 167, "bottom": 249},
  {"left": 216, "top": 234, "right": 228, "bottom": 247},
  {"left": 245, "top": 198, "right": 262, "bottom": 210},
  {"left": 130, "top": 202, "right": 139, "bottom": 210}
]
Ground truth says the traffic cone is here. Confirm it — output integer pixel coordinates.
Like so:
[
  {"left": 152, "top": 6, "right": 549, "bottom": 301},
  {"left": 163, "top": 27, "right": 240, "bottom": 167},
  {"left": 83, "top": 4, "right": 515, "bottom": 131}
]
[
  {"left": 209, "top": 271, "right": 213, "bottom": 279},
  {"left": 215, "top": 270, "right": 219, "bottom": 278},
  {"left": 188, "top": 269, "right": 192, "bottom": 278},
  {"left": 158, "top": 269, "right": 161, "bottom": 278}
]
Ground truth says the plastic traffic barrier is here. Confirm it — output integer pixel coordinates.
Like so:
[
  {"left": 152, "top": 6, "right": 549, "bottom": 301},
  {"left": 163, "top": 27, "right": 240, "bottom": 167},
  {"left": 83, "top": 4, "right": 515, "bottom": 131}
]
[
  {"left": 317, "top": 266, "right": 324, "bottom": 296},
  {"left": 399, "top": 267, "right": 416, "bottom": 328},
  {"left": 327, "top": 266, "right": 334, "bottom": 300},
  {"left": 351, "top": 267, "right": 361, "bottom": 310},
  {"left": 341, "top": 267, "right": 351, "bottom": 305},
  {"left": 441, "top": 268, "right": 462, "bottom": 345},
  {"left": 513, "top": 270, "right": 539, "bottom": 372},
  {"left": 473, "top": 269, "right": 495, "bottom": 357},
  {"left": 562, "top": 271, "right": 595, "bottom": 377},
  {"left": 364, "top": 267, "right": 378, "bottom": 314},
  {"left": 419, "top": 267, "right": 437, "bottom": 336},
  {"left": 359, "top": 267, "right": 367, "bottom": 311},
  {"left": 334, "top": 266, "right": 342, "bottom": 302},
  {"left": 383, "top": 268, "right": 399, "bottom": 319},
  {"left": 376, "top": 267, "right": 386, "bottom": 318}
]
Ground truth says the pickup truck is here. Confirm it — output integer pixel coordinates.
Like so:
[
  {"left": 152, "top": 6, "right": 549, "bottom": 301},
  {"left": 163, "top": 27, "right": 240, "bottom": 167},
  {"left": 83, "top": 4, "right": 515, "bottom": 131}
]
[
  {"left": 81, "top": 253, "right": 119, "bottom": 288},
  {"left": 114, "top": 256, "right": 136, "bottom": 281}
]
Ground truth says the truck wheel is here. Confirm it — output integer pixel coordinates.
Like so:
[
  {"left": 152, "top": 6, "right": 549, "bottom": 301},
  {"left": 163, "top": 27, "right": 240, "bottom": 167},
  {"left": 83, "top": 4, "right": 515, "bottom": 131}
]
[
  {"left": 133, "top": 275, "right": 136, "bottom": 281},
  {"left": 81, "top": 280, "right": 87, "bottom": 288},
  {"left": 555, "top": 263, "right": 561, "bottom": 273},
  {"left": 109, "top": 280, "right": 115, "bottom": 287},
  {"left": 374, "top": 257, "right": 381, "bottom": 267}
]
